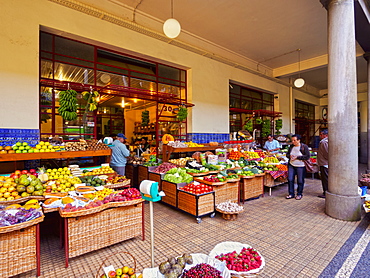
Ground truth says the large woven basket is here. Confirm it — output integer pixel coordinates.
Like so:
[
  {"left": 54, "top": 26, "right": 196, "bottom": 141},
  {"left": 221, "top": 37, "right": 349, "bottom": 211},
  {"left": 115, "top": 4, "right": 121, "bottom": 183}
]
[
  {"left": 213, "top": 182, "right": 239, "bottom": 205},
  {"left": 95, "top": 251, "right": 137, "bottom": 278},
  {"left": 0, "top": 195, "right": 45, "bottom": 206},
  {"left": 240, "top": 176, "right": 264, "bottom": 201},
  {"left": 0, "top": 224, "right": 39, "bottom": 277},
  {"left": 67, "top": 204, "right": 143, "bottom": 258}
]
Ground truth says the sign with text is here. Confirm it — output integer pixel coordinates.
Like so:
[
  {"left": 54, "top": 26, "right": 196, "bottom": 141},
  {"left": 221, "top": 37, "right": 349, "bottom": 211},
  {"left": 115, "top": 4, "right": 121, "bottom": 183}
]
[{"left": 158, "top": 104, "right": 179, "bottom": 117}]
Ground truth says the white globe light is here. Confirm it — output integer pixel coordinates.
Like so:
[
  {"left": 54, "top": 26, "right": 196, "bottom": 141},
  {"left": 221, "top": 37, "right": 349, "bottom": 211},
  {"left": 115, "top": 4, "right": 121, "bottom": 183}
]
[
  {"left": 163, "top": 18, "right": 181, "bottom": 38},
  {"left": 294, "top": 78, "right": 305, "bottom": 88}
]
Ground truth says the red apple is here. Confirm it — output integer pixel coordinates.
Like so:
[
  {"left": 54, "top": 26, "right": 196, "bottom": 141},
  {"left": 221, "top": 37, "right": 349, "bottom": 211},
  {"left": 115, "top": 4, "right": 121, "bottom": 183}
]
[
  {"left": 29, "top": 169, "right": 36, "bottom": 173},
  {"left": 108, "top": 270, "right": 116, "bottom": 278},
  {"left": 21, "top": 170, "right": 28, "bottom": 175}
]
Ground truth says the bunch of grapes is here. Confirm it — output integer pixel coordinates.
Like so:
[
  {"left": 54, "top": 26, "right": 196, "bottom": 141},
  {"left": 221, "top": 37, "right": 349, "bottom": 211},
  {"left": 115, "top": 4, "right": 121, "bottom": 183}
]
[
  {"left": 0, "top": 208, "right": 42, "bottom": 227},
  {"left": 181, "top": 263, "right": 222, "bottom": 278}
]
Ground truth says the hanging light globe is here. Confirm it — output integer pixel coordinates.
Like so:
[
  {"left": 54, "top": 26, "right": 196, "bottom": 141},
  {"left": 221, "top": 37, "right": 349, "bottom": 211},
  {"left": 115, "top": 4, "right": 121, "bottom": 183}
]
[
  {"left": 294, "top": 77, "right": 305, "bottom": 88},
  {"left": 163, "top": 18, "right": 181, "bottom": 38}
]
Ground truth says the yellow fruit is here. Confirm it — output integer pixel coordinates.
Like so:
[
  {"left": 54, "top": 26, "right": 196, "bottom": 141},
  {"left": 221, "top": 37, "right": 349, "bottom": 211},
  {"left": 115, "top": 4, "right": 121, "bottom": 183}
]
[
  {"left": 3, "top": 192, "right": 11, "bottom": 198},
  {"left": 39, "top": 141, "right": 45, "bottom": 145},
  {"left": 7, "top": 196, "right": 14, "bottom": 201},
  {"left": 122, "top": 266, "right": 129, "bottom": 274},
  {"left": 24, "top": 203, "right": 39, "bottom": 210},
  {"left": 26, "top": 199, "right": 39, "bottom": 205},
  {"left": 6, "top": 204, "right": 22, "bottom": 209},
  {"left": 11, "top": 191, "right": 19, "bottom": 197},
  {"left": 0, "top": 198, "right": 6, "bottom": 201},
  {"left": 61, "top": 196, "right": 74, "bottom": 204},
  {"left": 8, "top": 186, "right": 15, "bottom": 192}
]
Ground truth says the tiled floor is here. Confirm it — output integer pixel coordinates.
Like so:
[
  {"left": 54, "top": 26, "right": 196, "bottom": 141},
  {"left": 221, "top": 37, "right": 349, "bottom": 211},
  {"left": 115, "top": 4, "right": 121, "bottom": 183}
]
[{"left": 13, "top": 164, "right": 369, "bottom": 278}]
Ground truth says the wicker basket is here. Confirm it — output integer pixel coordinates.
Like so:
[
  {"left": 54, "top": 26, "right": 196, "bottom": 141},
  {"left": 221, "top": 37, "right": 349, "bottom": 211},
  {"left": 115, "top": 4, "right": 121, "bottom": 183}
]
[
  {"left": 0, "top": 215, "right": 44, "bottom": 234},
  {"left": 216, "top": 208, "right": 244, "bottom": 221},
  {"left": 187, "top": 171, "right": 210, "bottom": 177},
  {"left": 213, "top": 182, "right": 239, "bottom": 205},
  {"left": 177, "top": 190, "right": 215, "bottom": 217},
  {"left": 105, "top": 179, "right": 131, "bottom": 189},
  {"left": 59, "top": 199, "right": 144, "bottom": 218},
  {"left": 0, "top": 195, "right": 44, "bottom": 206},
  {"left": 240, "top": 177, "right": 264, "bottom": 201},
  {"left": 0, "top": 223, "right": 38, "bottom": 277},
  {"left": 67, "top": 204, "right": 143, "bottom": 258},
  {"left": 95, "top": 251, "right": 137, "bottom": 278}
]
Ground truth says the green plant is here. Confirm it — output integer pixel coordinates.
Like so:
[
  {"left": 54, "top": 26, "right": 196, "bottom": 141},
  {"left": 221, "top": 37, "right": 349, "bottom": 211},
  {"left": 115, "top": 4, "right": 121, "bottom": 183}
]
[
  {"left": 275, "top": 119, "right": 283, "bottom": 135},
  {"left": 177, "top": 106, "right": 188, "bottom": 121},
  {"left": 261, "top": 119, "right": 271, "bottom": 137}
]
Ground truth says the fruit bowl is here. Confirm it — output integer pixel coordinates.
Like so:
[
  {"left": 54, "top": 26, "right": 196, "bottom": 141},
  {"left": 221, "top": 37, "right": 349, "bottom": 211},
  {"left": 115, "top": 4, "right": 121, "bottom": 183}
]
[
  {"left": 143, "top": 253, "right": 230, "bottom": 278},
  {"left": 209, "top": 241, "right": 265, "bottom": 277}
]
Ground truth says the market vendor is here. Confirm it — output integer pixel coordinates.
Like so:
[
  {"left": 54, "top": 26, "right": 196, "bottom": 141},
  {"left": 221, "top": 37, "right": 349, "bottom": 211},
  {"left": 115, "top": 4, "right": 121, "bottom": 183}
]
[
  {"left": 109, "top": 133, "right": 130, "bottom": 176},
  {"left": 263, "top": 135, "right": 281, "bottom": 153}
]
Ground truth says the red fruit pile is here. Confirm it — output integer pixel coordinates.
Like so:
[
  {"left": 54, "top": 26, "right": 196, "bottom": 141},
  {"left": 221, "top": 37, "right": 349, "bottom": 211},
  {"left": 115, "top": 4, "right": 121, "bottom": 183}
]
[
  {"left": 120, "top": 188, "right": 141, "bottom": 201},
  {"left": 181, "top": 182, "right": 213, "bottom": 195},
  {"left": 203, "top": 175, "right": 226, "bottom": 183},
  {"left": 182, "top": 263, "right": 222, "bottom": 278},
  {"left": 215, "top": 247, "right": 262, "bottom": 272}
]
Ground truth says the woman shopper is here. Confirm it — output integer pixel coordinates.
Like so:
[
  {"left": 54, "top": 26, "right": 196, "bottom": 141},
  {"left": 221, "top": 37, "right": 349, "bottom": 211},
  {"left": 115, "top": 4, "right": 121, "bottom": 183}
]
[{"left": 286, "top": 134, "right": 310, "bottom": 200}]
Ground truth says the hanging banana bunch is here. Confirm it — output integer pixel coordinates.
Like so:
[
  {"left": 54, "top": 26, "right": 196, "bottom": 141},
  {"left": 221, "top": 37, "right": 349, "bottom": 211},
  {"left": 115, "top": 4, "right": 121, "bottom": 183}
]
[
  {"left": 58, "top": 89, "right": 78, "bottom": 121},
  {"left": 82, "top": 90, "right": 100, "bottom": 111}
]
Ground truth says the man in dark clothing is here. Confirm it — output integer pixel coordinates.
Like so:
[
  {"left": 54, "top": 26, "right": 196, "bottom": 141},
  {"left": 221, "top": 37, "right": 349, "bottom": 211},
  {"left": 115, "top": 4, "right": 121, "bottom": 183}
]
[{"left": 317, "top": 129, "right": 328, "bottom": 198}]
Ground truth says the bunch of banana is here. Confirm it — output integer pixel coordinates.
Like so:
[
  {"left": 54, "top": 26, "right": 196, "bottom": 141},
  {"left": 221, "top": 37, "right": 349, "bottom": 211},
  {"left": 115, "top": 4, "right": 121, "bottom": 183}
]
[
  {"left": 58, "top": 90, "right": 78, "bottom": 121},
  {"left": 82, "top": 90, "right": 100, "bottom": 111}
]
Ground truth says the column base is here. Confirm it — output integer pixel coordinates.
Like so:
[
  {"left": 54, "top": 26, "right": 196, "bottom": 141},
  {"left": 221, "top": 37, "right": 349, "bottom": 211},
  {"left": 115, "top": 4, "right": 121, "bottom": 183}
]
[{"left": 325, "top": 191, "right": 362, "bottom": 221}]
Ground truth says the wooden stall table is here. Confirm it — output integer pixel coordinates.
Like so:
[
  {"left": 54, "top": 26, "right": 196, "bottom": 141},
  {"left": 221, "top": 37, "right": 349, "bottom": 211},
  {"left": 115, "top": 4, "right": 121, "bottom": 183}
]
[
  {"left": 264, "top": 171, "right": 288, "bottom": 196},
  {"left": 60, "top": 199, "right": 145, "bottom": 267}
]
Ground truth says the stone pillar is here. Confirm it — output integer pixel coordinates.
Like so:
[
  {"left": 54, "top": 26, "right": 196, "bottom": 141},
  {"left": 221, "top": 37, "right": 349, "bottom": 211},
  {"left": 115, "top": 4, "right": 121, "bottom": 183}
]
[
  {"left": 325, "top": 0, "right": 361, "bottom": 221},
  {"left": 365, "top": 53, "right": 370, "bottom": 171}
]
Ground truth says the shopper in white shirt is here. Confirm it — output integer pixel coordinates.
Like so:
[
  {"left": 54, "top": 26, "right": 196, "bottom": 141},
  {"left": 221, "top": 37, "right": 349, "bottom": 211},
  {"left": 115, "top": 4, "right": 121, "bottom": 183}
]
[{"left": 285, "top": 134, "right": 310, "bottom": 200}]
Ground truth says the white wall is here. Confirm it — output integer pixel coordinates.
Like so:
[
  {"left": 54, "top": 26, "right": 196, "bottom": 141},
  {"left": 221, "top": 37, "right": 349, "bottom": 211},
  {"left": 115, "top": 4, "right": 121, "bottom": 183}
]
[{"left": 0, "top": 0, "right": 319, "bottom": 135}]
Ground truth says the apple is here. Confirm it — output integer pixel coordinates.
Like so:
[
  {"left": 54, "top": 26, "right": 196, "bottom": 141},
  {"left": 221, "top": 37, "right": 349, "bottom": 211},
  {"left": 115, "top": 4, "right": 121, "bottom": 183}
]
[
  {"left": 121, "top": 275, "right": 129, "bottom": 278},
  {"left": 101, "top": 275, "right": 107, "bottom": 278},
  {"left": 127, "top": 268, "right": 135, "bottom": 275},
  {"left": 14, "top": 170, "right": 21, "bottom": 175},
  {"left": 22, "top": 142, "right": 28, "bottom": 146},
  {"left": 21, "top": 170, "right": 28, "bottom": 175},
  {"left": 108, "top": 270, "right": 116, "bottom": 278},
  {"left": 130, "top": 274, "right": 136, "bottom": 278},
  {"left": 16, "top": 142, "right": 22, "bottom": 147}
]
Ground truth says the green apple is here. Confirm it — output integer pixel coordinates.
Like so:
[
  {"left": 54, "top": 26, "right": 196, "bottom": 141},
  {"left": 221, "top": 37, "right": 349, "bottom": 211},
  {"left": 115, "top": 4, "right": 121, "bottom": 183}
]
[
  {"left": 12, "top": 146, "right": 18, "bottom": 150},
  {"left": 16, "top": 150, "right": 21, "bottom": 153},
  {"left": 22, "top": 150, "right": 28, "bottom": 153},
  {"left": 116, "top": 269, "right": 123, "bottom": 276},
  {"left": 33, "top": 149, "right": 40, "bottom": 153},
  {"left": 22, "top": 142, "right": 28, "bottom": 146},
  {"left": 19, "top": 146, "right": 25, "bottom": 150},
  {"left": 28, "top": 149, "right": 34, "bottom": 153},
  {"left": 16, "top": 142, "right": 22, "bottom": 146},
  {"left": 25, "top": 146, "right": 31, "bottom": 150}
]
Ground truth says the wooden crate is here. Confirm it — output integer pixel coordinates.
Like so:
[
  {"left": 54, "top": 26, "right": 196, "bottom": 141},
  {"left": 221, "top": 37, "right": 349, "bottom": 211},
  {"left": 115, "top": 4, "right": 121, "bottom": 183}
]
[
  {"left": 137, "top": 165, "right": 149, "bottom": 185},
  {"left": 148, "top": 172, "right": 163, "bottom": 191},
  {"left": 213, "top": 181, "right": 239, "bottom": 205},
  {"left": 177, "top": 190, "right": 215, "bottom": 217},
  {"left": 67, "top": 204, "right": 142, "bottom": 258},
  {"left": 0, "top": 225, "right": 37, "bottom": 277},
  {"left": 240, "top": 176, "right": 264, "bottom": 201},
  {"left": 125, "top": 164, "right": 138, "bottom": 188},
  {"left": 161, "top": 180, "right": 182, "bottom": 207}
]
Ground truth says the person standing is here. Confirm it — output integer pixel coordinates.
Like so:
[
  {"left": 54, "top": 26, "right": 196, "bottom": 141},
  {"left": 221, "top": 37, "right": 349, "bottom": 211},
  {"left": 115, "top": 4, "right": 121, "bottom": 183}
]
[
  {"left": 317, "top": 129, "right": 328, "bottom": 198},
  {"left": 109, "top": 133, "right": 130, "bottom": 176},
  {"left": 286, "top": 134, "right": 310, "bottom": 200},
  {"left": 263, "top": 135, "right": 281, "bottom": 153}
]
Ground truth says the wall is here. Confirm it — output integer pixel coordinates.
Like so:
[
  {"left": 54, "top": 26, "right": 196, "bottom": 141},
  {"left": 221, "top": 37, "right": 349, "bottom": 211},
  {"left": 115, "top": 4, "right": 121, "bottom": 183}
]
[{"left": 0, "top": 0, "right": 318, "bottom": 138}]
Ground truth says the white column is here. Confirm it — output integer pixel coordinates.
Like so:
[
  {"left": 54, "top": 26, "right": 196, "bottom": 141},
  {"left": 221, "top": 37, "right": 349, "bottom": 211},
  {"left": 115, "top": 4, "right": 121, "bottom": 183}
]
[
  {"left": 365, "top": 53, "right": 370, "bottom": 171},
  {"left": 325, "top": 0, "right": 361, "bottom": 221}
]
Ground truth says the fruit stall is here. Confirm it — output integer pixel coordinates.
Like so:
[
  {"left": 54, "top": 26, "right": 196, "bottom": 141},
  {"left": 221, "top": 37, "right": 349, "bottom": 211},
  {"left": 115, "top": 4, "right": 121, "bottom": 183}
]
[{"left": 0, "top": 137, "right": 290, "bottom": 276}]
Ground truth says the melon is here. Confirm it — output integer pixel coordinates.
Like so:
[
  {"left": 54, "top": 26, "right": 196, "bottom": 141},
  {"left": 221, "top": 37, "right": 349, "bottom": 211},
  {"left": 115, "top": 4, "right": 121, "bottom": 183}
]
[{"left": 162, "top": 134, "right": 174, "bottom": 144}]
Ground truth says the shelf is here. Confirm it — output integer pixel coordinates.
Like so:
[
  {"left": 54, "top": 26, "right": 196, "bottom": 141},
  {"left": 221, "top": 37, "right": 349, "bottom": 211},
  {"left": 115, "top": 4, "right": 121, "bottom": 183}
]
[
  {"left": 0, "top": 149, "right": 111, "bottom": 162},
  {"left": 162, "top": 144, "right": 220, "bottom": 162}
]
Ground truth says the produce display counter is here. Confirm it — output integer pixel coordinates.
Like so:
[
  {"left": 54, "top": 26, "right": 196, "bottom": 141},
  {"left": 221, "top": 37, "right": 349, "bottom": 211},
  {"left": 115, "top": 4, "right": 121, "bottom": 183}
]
[
  {"left": 162, "top": 144, "right": 220, "bottom": 162},
  {"left": 61, "top": 199, "right": 145, "bottom": 267},
  {"left": 0, "top": 149, "right": 112, "bottom": 162},
  {"left": 0, "top": 216, "right": 43, "bottom": 277},
  {"left": 160, "top": 180, "right": 215, "bottom": 223}
]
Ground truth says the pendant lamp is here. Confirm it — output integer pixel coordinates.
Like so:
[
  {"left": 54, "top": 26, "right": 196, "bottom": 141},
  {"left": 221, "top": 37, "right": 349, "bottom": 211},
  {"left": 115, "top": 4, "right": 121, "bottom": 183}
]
[
  {"left": 163, "top": 0, "right": 181, "bottom": 38},
  {"left": 294, "top": 49, "right": 305, "bottom": 88}
]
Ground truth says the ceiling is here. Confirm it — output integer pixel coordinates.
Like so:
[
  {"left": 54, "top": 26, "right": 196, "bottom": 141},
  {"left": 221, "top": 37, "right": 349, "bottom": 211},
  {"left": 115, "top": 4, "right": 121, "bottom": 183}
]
[{"left": 80, "top": 0, "right": 369, "bottom": 93}]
